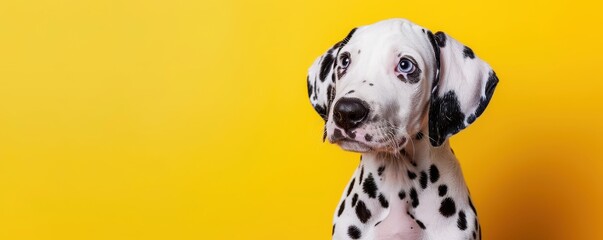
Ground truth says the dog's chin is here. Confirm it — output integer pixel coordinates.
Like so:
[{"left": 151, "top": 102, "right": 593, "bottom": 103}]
[{"left": 336, "top": 140, "right": 373, "bottom": 153}]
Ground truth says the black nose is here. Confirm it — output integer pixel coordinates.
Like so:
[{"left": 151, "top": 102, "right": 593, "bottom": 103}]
[{"left": 333, "top": 98, "right": 369, "bottom": 130}]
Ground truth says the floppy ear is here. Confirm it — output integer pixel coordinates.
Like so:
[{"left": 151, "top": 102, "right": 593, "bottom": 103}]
[
  {"left": 307, "top": 28, "right": 357, "bottom": 121},
  {"left": 428, "top": 31, "right": 499, "bottom": 146}
]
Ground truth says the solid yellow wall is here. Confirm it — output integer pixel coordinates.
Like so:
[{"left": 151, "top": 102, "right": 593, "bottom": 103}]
[{"left": 1, "top": 0, "right": 602, "bottom": 239}]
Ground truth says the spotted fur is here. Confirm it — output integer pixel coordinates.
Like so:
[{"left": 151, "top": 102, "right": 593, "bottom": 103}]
[{"left": 307, "top": 19, "right": 497, "bottom": 240}]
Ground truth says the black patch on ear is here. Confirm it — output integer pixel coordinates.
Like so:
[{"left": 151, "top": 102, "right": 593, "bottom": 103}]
[
  {"left": 427, "top": 31, "right": 441, "bottom": 90},
  {"left": 319, "top": 54, "right": 334, "bottom": 81},
  {"left": 472, "top": 71, "right": 499, "bottom": 120},
  {"left": 429, "top": 91, "right": 466, "bottom": 146},
  {"left": 434, "top": 31, "right": 447, "bottom": 47},
  {"left": 463, "top": 46, "right": 475, "bottom": 59},
  {"left": 342, "top": 28, "right": 358, "bottom": 46}
]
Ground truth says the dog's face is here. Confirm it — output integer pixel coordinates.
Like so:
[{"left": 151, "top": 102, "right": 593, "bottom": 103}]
[{"left": 307, "top": 19, "right": 498, "bottom": 153}]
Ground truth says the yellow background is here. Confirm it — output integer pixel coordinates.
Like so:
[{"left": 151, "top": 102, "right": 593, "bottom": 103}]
[{"left": 1, "top": 0, "right": 602, "bottom": 239}]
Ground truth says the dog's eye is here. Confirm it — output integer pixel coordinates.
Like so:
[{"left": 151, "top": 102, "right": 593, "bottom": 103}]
[
  {"left": 397, "top": 58, "right": 415, "bottom": 73},
  {"left": 340, "top": 54, "right": 351, "bottom": 68}
]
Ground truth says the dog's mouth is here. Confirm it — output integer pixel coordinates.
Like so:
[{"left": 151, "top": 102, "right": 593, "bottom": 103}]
[{"left": 330, "top": 136, "right": 407, "bottom": 153}]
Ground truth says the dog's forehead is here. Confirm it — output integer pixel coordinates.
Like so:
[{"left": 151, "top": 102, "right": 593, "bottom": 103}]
[{"left": 345, "top": 19, "right": 428, "bottom": 53}]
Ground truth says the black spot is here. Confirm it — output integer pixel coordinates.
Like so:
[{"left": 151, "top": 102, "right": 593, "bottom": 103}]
[
  {"left": 429, "top": 164, "right": 440, "bottom": 183},
  {"left": 378, "top": 193, "right": 389, "bottom": 208},
  {"left": 410, "top": 188, "right": 419, "bottom": 208},
  {"left": 434, "top": 31, "right": 447, "bottom": 47},
  {"left": 307, "top": 75, "right": 313, "bottom": 98},
  {"left": 438, "top": 185, "right": 448, "bottom": 197},
  {"left": 415, "top": 132, "right": 424, "bottom": 140},
  {"left": 347, "top": 178, "right": 355, "bottom": 196},
  {"left": 407, "top": 170, "right": 417, "bottom": 180},
  {"left": 397, "top": 74, "right": 407, "bottom": 83},
  {"left": 458, "top": 210, "right": 467, "bottom": 230},
  {"left": 406, "top": 211, "right": 415, "bottom": 219},
  {"left": 429, "top": 91, "right": 466, "bottom": 146},
  {"left": 398, "top": 190, "right": 406, "bottom": 200},
  {"left": 415, "top": 220, "right": 426, "bottom": 229},
  {"left": 472, "top": 71, "right": 499, "bottom": 122},
  {"left": 364, "top": 134, "right": 373, "bottom": 141},
  {"left": 359, "top": 166, "right": 364, "bottom": 186},
  {"left": 347, "top": 90, "right": 355, "bottom": 94},
  {"left": 419, "top": 171, "right": 428, "bottom": 189},
  {"left": 347, "top": 225, "right": 361, "bottom": 239},
  {"left": 439, "top": 197, "right": 457, "bottom": 217},
  {"left": 468, "top": 196, "right": 477, "bottom": 215},
  {"left": 362, "top": 173, "right": 378, "bottom": 198},
  {"left": 314, "top": 103, "right": 328, "bottom": 121},
  {"left": 338, "top": 200, "right": 346, "bottom": 217},
  {"left": 473, "top": 231, "right": 477, "bottom": 239},
  {"left": 331, "top": 72, "right": 336, "bottom": 82},
  {"left": 369, "top": 83, "right": 374, "bottom": 86},
  {"left": 355, "top": 200, "right": 372, "bottom": 223},
  {"left": 319, "top": 54, "right": 334, "bottom": 81},
  {"left": 405, "top": 58, "right": 422, "bottom": 84},
  {"left": 422, "top": 29, "right": 425, "bottom": 33},
  {"left": 333, "top": 128, "right": 344, "bottom": 140},
  {"left": 346, "top": 130, "right": 356, "bottom": 139},
  {"left": 332, "top": 224, "right": 336, "bottom": 236},
  {"left": 400, "top": 148, "right": 407, "bottom": 156},
  {"left": 326, "top": 84, "right": 335, "bottom": 104},
  {"left": 351, "top": 193, "right": 358, "bottom": 207},
  {"left": 374, "top": 221, "right": 381, "bottom": 227},
  {"left": 463, "top": 46, "right": 475, "bottom": 59},
  {"left": 377, "top": 166, "right": 385, "bottom": 176}
]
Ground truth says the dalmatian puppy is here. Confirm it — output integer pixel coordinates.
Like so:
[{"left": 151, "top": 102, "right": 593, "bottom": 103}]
[{"left": 307, "top": 19, "right": 498, "bottom": 240}]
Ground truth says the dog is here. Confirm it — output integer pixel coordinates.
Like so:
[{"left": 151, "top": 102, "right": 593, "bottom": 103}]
[{"left": 306, "top": 19, "right": 498, "bottom": 240}]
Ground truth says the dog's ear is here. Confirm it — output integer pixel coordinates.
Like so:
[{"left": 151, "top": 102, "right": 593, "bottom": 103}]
[
  {"left": 427, "top": 31, "right": 499, "bottom": 146},
  {"left": 307, "top": 28, "right": 357, "bottom": 121}
]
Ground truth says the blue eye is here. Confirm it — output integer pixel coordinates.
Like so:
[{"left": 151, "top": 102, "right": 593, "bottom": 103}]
[{"left": 397, "top": 58, "right": 415, "bottom": 73}]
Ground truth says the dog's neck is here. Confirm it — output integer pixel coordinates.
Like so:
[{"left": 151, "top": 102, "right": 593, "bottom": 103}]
[{"left": 358, "top": 131, "right": 461, "bottom": 186}]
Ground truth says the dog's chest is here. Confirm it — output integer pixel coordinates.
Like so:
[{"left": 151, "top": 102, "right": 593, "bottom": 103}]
[{"left": 332, "top": 155, "right": 429, "bottom": 240}]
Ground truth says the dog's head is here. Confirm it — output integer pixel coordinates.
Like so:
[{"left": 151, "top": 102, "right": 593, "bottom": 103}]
[{"left": 307, "top": 19, "right": 498, "bottom": 153}]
